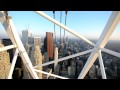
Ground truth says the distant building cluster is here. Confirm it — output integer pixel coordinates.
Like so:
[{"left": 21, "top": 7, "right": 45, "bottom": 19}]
[{"left": 0, "top": 29, "right": 120, "bottom": 79}]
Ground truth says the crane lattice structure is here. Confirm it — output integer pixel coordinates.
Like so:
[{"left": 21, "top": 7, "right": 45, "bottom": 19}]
[{"left": 0, "top": 11, "right": 120, "bottom": 79}]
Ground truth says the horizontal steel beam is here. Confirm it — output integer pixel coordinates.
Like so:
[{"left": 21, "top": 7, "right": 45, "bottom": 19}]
[
  {"left": 0, "top": 45, "right": 16, "bottom": 52},
  {"left": 33, "top": 49, "right": 94, "bottom": 68},
  {"left": 100, "top": 48, "right": 120, "bottom": 58}
]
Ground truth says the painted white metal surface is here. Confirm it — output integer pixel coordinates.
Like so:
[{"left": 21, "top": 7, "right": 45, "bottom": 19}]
[
  {"left": 8, "top": 17, "right": 39, "bottom": 79},
  {"left": 0, "top": 11, "right": 39, "bottom": 79},
  {"left": 0, "top": 12, "right": 16, "bottom": 45},
  {"left": 0, "top": 45, "right": 16, "bottom": 52},
  {"left": 0, "top": 11, "right": 120, "bottom": 79},
  {"left": 101, "top": 48, "right": 120, "bottom": 58},
  {"left": 34, "top": 49, "right": 94, "bottom": 68},
  {"left": 78, "top": 11, "right": 120, "bottom": 79},
  {"left": 33, "top": 69, "right": 68, "bottom": 79},
  {"left": 35, "top": 11, "right": 95, "bottom": 47},
  {"left": 98, "top": 50, "right": 107, "bottom": 79},
  {"left": 7, "top": 49, "right": 19, "bottom": 79}
]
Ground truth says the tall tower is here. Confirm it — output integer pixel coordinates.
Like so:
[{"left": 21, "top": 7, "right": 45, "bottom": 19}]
[
  {"left": 22, "top": 30, "right": 32, "bottom": 44},
  {"left": 0, "top": 40, "right": 11, "bottom": 79},
  {"left": 30, "top": 45, "right": 42, "bottom": 79},
  {"left": 33, "top": 37, "right": 42, "bottom": 48},
  {"left": 45, "top": 32, "right": 54, "bottom": 60}
]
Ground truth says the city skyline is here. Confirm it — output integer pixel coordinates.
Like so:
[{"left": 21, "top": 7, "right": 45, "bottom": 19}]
[
  {"left": 0, "top": 11, "right": 120, "bottom": 41},
  {"left": 0, "top": 11, "right": 120, "bottom": 79}
]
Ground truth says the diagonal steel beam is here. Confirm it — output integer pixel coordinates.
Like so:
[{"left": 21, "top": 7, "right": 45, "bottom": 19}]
[
  {"left": 7, "top": 48, "right": 19, "bottom": 79},
  {"left": 35, "top": 11, "right": 95, "bottom": 47},
  {"left": 0, "top": 11, "right": 39, "bottom": 79},
  {"left": 78, "top": 11, "right": 120, "bottom": 79}
]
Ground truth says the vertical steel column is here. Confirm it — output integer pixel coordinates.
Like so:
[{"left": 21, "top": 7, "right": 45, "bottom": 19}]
[{"left": 98, "top": 50, "right": 106, "bottom": 79}]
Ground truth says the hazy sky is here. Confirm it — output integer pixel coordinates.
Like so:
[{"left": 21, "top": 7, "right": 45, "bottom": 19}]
[{"left": 0, "top": 11, "right": 120, "bottom": 41}]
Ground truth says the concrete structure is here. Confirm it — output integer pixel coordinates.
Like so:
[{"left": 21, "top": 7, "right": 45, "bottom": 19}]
[
  {"left": 23, "top": 45, "right": 42, "bottom": 79},
  {"left": 30, "top": 45, "right": 42, "bottom": 79},
  {"left": 28, "top": 37, "right": 34, "bottom": 45},
  {"left": 33, "top": 37, "right": 42, "bottom": 48},
  {"left": 22, "top": 30, "right": 32, "bottom": 44},
  {"left": 43, "top": 52, "right": 49, "bottom": 63},
  {"left": 0, "top": 41, "right": 11, "bottom": 79}
]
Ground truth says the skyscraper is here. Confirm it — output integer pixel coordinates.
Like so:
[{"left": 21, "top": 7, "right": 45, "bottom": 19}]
[
  {"left": 0, "top": 40, "right": 11, "bottom": 79},
  {"left": 22, "top": 30, "right": 32, "bottom": 44},
  {"left": 23, "top": 45, "right": 43, "bottom": 79},
  {"left": 34, "top": 37, "right": 42, "bottom": 48},
  {"left": 44, "top": 32, "right": 54, "bottom": 60}
]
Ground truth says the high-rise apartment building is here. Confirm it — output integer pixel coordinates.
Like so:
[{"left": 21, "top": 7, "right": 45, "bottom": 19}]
[
  {"left": 30, "top": 45, "right": 42, "bottom": 79},
  {"left": 0, "top": 40, "right": 11, "bottom": 79},
  {"left": 22, "top": 30, "right": 32, "bottom": 44},
  {"left": 34, "top": 37, "right": 42, "bottom": 48},
  {"left": 28, "top": 36, "right": 42, "bottom": 48},
  {"left": 23, "top": 45, "right": 42, "bottom": 79},
  {"left": 44, "top": 32, "right": 54, "bottom": 60}
]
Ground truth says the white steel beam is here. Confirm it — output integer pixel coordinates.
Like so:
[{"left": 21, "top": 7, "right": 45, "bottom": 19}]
[
  {"left": 54, "top": 47, "right": 58, "bottom": 71},
  {"left": 0, "top": 45, "right": 16, "bottom": 52},
  {"left": 100, "top": 48, "right": 120, "bottom": 58},
  {"left": 8, "top": 17, "right": 39, "bottom": 79},
  {"left": 7, "top": 49, "right": 19, "bottom": 79},
  {"left": 33, "top": 69, "right": 69, "bottom": 79},
  {"left": 98, "top": 50, "right": 107, "bottom": 79},
  {"left": 0, "top": 11, "right": 39, "bottom": 79},
  {"left": 78, "top": 11, "right": 120, "bottom": 79},
  {"left": 0, "top": 11, "right": 17, "bottom": 45},
  {"left": 34, "top": 49, "right": 94, "bottom": 68},
  {"left": 35, "top": 11, "right": 95, "bottom": 47},
  {"left": 47, "top": 69, "right": 52, "bottom": 79}
]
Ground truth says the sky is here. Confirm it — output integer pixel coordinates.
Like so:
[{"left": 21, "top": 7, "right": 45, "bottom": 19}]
[{"left": 0, "top": 11, "right": 120, "bottom": 41}]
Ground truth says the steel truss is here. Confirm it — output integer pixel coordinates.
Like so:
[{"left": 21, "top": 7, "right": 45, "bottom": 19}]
[{"left": 0, "top": 11, "right": 120, "bottom": 79}]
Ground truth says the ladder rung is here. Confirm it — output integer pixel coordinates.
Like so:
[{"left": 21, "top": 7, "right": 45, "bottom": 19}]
[{"left": 0, "top": 45, "right": 16, "bottom": 52}]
